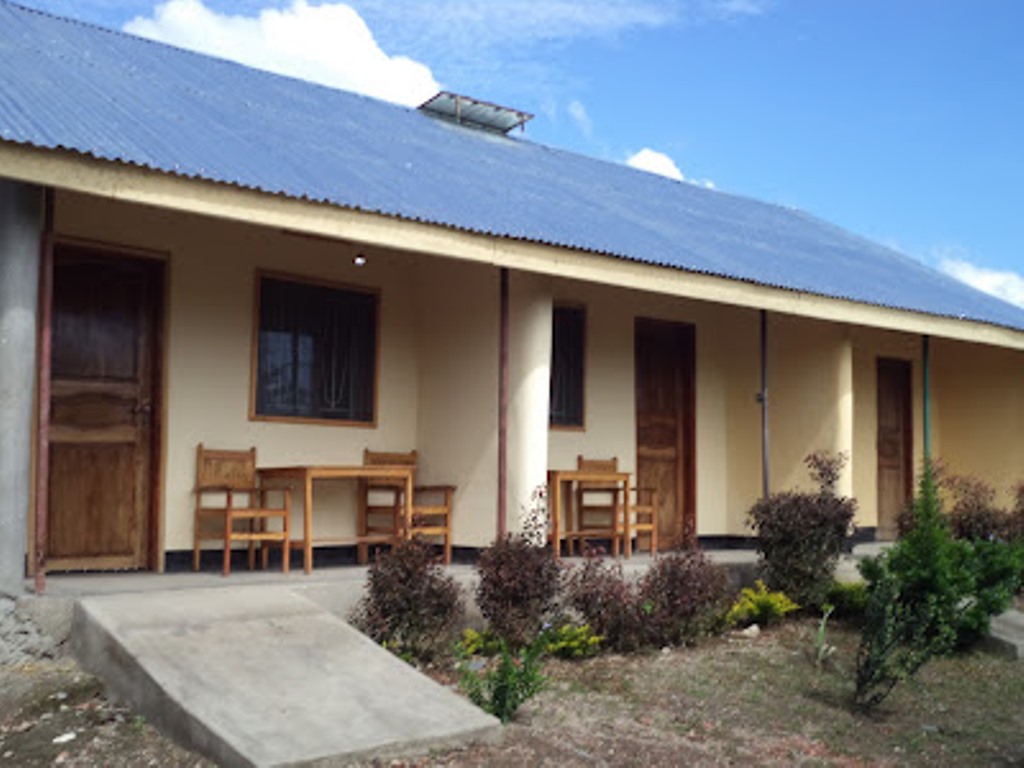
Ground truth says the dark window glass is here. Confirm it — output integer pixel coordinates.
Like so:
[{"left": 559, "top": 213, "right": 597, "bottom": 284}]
[
  {"left": 550, "top": 306, "right": 584, "bottom": 427},
  {"left": 256, "top": 277, "right": 376, "bottom": 423}
]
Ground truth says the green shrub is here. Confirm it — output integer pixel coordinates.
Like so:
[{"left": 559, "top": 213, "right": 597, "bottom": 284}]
[
  {"left": 476, "top": 533, "right": 561, "bottom": 648},
  {"left": 726, "top": 580, "right": 799, "bottom": 627},
  {"left": 854, "top": 465, "right": 1024, "bottom": 709},
  {"left": 459, "top": 635, "right": 547, "bottom": 723},
  {"left": 747, "top": 451, "right": 856, "bottom": 606},
  {"left": 563, "top": 556, "right": 647, "bottom": 653},
  {"left": 458, "top": 627, "right": 503, "bottom": 657},
  {"left": 543, "top": 622, "right": 603, "bottom": 659},
  {"left": 639, "top": 548, "right": 729, "bottom": 646},
  {"left": 349, "top": 538, "right": 464, "bottom": 663},
  {"left": 823, "top": 580, "right": 868, "bottom": 622}
]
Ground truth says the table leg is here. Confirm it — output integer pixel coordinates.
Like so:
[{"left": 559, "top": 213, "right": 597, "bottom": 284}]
[
  {"left": 403, "top": 471, "right": 413, "bottom": 542},
  {"left": 549, "top": 473, "right": 561, "bottom": 559},
  {"left": 303, "top": 474, "right": 313, "bottom": 574},
  {"left": 623, "top": 477, "right": 632, "bottom": 558}
]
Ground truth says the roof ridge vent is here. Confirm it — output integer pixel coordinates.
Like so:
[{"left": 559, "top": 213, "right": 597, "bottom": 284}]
[{"left": 418, "top": 91, "right": 532, "bottom": 134}]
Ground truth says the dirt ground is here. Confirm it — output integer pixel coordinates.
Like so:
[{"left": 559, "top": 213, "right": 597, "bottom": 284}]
[{"left": 2, "top": 614, "right": 1022, "bottom": 767}]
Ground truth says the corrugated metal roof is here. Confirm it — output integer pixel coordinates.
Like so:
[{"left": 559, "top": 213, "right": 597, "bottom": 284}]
[{"left": 2, "top": 1, "right": 1024, "bottom": 331}]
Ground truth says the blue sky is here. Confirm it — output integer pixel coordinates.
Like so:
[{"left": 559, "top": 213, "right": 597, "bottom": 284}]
[{"left": 16, "top": 0, "right": 1024, "bottom": 305}]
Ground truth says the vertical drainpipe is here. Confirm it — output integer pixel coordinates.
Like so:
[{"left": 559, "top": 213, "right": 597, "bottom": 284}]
[
  {"left": 758, "top": 309, "right": 770, "bottom": 498},
  {"left": 922, "top": 334, "right": 932, "bottom": 464},
  {"left": 497, "top": 268, "right": 509, "bottom": 538},
  {"left": 34, "top": 188, "right": 54, "bottom": 595}
]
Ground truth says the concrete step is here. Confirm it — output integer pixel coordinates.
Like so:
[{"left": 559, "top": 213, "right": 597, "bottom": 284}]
[{"left": 72, "top": 586, "right": 500, "bottom": 767}]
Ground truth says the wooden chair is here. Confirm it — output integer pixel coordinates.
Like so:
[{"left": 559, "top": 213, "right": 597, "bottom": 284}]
[
  {"left": 356, "top": 449, "right": 415, "bottom": 564},
  {"left": 356, "top": 449, "right": 455, "bottom": 565},
  {"left": 630, "top": 487, "right": 659, "bottom": 555},
  {"left": 568, "top": 456, "right": 624, "bottom": 556},
  {"left": 409, "top": 484, "right": 455, "bottom": 565},
  {"left": 193, "top": 444, "right": 291, "bottom": 576}
]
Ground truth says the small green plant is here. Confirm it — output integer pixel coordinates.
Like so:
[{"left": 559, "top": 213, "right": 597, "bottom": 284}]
[
  {"left": 543, "top": 622, "right": 602, "bottom": 659},
  {"left": 459, "top": 635, "right": 547, "bottom": 723},
  {"left": 458, "top": 627, "right": 503, "bottom": 657},
  {"left": 726, "top": 580, "right": 799, "bottom": 627},
  {"left": 814, "top": 604, "right": 836, "bottom": 670},
  {"left": 349, "top": 538, "right": 464, "bottom": 663}
]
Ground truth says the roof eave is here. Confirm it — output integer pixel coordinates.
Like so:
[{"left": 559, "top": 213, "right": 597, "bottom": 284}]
[{"left": 3, "top": 140, "right": 1023, "bottom": 351}]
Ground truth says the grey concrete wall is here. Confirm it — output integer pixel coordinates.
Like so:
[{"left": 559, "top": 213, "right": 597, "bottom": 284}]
[{"left": 0, "top": 180, "right": 41, "bottom": 597}]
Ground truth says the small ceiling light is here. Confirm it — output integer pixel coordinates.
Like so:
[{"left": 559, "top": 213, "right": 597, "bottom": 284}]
[{"left": 353, "top": 253, "right": 367, "bottom": 266}]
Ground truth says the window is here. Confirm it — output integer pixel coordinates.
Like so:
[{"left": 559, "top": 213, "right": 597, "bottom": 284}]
[
  {"left": 254, "top": 275, "right": 377, "bottom": 424},
  {"left": 549, "top": 305, "right": 585, "bottom": 428}
]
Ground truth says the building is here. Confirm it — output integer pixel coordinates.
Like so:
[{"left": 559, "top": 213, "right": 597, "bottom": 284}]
[{"left": 1, "top": 2, "right": 1022, "bottom": 591}]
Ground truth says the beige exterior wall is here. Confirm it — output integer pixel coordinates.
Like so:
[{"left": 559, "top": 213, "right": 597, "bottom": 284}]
[
  {"left": 932, "top": 338, "right": 1024, "bottom": 508},
  {"left": 56, "top": 192, "right": 425, "bottom": 552},
  {"left": 546, "top": 280, "right": 763, "bottom": 537},
  {"left": 413, "top": 258, "right": 501, "bottom": 546},
  {"left": 767, "top": 315, "right": 852, "bottom": 495},
  {"left": 848, "top": 328, "right": 923, "bottom": 529},
  {"left": 45, "top": 188, "right": 1024, "bottom": 559}
]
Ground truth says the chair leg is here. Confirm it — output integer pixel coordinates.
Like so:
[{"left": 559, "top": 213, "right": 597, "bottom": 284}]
[
  {"left": 193, "top": 520, "right": 201, "bottom": 572},
  {"left": 443, "top": 532, "right": 452, "bottom": 565},
  {"left": 357, "top": 543, "right": 368, "bottom": 565},
  {"left": 223, "top": 515, "right": 232, "bottom": 577}
]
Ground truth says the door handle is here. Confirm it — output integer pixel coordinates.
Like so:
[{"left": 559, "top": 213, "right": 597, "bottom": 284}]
[{"left": 131, "top": 402, "right": 153, "bottom": 415}]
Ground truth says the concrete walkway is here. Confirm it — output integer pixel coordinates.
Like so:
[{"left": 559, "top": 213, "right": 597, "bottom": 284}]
[{"left": 72, "top": 585, "right": 500, "bottom": 767}]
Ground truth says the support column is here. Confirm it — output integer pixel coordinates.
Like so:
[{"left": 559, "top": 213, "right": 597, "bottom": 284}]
[
  {"left": 922, "top": 335, "right": 932, "bottom": 463},
  {"left": 0, "top": 180, "right": 42, "bottom": 597},
  {"left": 836, "top": 335, "right": 855, "bottom": 499},
  {"left": 506, "top": 272, "right": 553, "bottom": 535}
]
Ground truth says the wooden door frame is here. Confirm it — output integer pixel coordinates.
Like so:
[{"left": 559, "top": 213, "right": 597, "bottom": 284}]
[
  {"left": 876, "top": 356, "right": 913, "bottom": 538},
  {"left": 31, "top": 237, "right": 167, "bottom": 574},
  {"left": 634, "top": 317, "right": 696, "bottom": 546}
]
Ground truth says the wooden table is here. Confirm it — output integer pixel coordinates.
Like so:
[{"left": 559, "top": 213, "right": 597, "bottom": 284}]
[
  {"left": 547, "top": 468, "right": 632, "bottom": 559},
  {"left": 258, "top": 464, "right": 415, "bottom": 574}
]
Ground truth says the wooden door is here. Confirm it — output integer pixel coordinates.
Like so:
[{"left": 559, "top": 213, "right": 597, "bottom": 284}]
[
  {"left": 876, "top": 358, "right": 912, "bottom": 540},
  {"left": 635, "top": 318, "right": 695, "bottom": 548},
  {"left": 46, "top": 246, "right": 162, "bottom": 571}
]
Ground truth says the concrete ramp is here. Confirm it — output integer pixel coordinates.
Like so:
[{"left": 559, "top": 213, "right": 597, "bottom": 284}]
[
  {"left": 986, "top": 609, "right": 1024, "bottom": 660},
  {"left": 72, "top": 586, "right": 500, "bottom": 767}
]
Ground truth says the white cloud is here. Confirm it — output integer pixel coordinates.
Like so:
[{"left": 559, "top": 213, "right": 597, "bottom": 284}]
[
  {"left": 566, "top": 100, "right": 593, "bottom": 138},
  {"left": 627, "top": 148, "right": 685, "bottom": 181},
  {"left": 124, "top": 0, "right": 440, "bottom": 106},
  {"left": 702, "top": 0, "right": 772, "bottom": 18},
  {"left": 940, "top": 258, "right": 1024, "bottom": 308},
  {"left": 625, "top": 147, "right": 715, "bottom": 188},
  {"left": 351, "top": 1, "right": 674, "bottom": 49}
]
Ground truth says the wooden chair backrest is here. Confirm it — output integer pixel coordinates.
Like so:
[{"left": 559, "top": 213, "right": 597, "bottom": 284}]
[
  {"left": 363, "top": 449, "right": 418, "bottom": 468},
  {"left": 196, "top": 443, "right": 257, "bottom": 490},
  {"left": 576, "top": 455, "right": 618, "bottom": 474},
  {"left": 576, "top": 455, "right": 622, "bottom": 495}
]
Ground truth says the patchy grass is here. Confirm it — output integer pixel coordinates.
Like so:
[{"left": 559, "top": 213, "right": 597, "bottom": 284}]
[{"left": 408, "top": 618, "right": 1024, "bottom": 767}]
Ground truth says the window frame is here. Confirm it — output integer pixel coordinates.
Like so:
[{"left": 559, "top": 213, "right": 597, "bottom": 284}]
[
  {"left": 249, "top": 270, "right": 380, "bottom": 428},
  {"left": 549, "top": 303, "right": 586, "bottom": 430}
]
